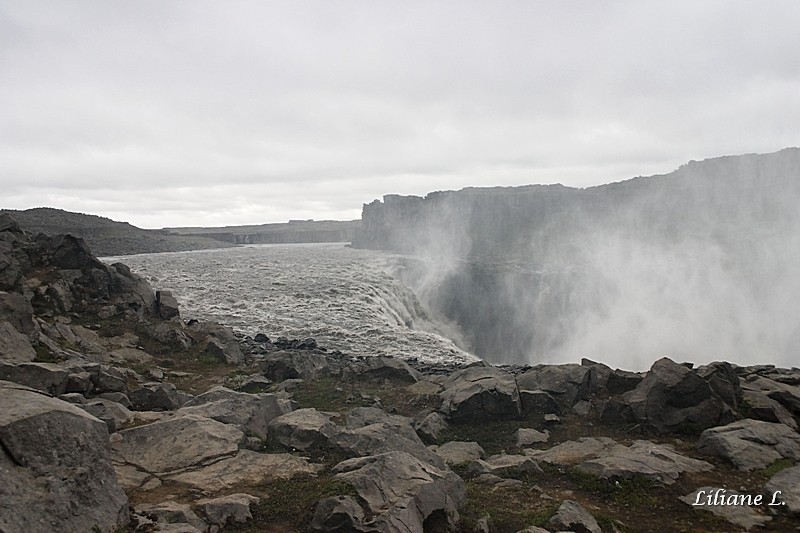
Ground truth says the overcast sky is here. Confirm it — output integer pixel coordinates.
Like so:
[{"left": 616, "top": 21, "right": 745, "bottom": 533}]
[{"left": 2, "top": 1, "right": 799, "bottom": 228}]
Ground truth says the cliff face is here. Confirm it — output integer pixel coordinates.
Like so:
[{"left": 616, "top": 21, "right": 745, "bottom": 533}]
[{"left": 353, "top": 148, "right": 800, "bottom": 368}]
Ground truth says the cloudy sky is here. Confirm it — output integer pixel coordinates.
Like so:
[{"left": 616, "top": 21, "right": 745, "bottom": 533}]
[{"left": 2, "top": 1, "right": 799, "bottom": 228}]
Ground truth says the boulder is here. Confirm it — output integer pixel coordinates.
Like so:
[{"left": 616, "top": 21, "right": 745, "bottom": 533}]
[
  {"left": 346, "top": 406, "right": 417, "bottom": 441},
  {"left": 0, "top": 362, "right": 70, "bottom": 395},
  {"left": 433, "top": 441, "right": 485, "bottom": 465},
  {"left": 197, "top": 493, "right": 260, "bottom": 528},
  {"left": 266, "top": 408, "right": 339, "bottom": 452},
  {"left": 765, "top": 465, "right": 800, "bottom": 516},
  {"left": 415, "top": 411, "right": 449, "bottom": 444},
  {"left": 311, "top": 496, "right": 366, "bottom": 532},
  {"left": 352, "top": 355, "right": 420, "bottom": 383},
  {"left": 191, "top": 322, "right": 244, "bottom": 364},
  {"left": 112, "top": 414, "right": 243, "bottom": 474},
  {"left": 517, "top": 364, "right": 593, "bottom": 408},
  {"left": 519, "top": 389, "right": 560, "bottom": 416},
  {"left": 81, "top": 398, "right": 134, "bottom": 432},
  {"left": 696, "top": 361, "right": 743, "bottom": 410},
  {"left": 129, "top": 382, "right": 182, "bottom": 411},
  {"left": 0, "top": 380, "right": 129, "bottom": 533},
  {"left": 333, "top": 422, "right": 447, "bottom": 469},
  {"left": 263, "top": 350, "right": 331, "bottom": 381},
  {"left": 516, "top": 428, "right": 550, "bottom": 446},
  {"left": 0, "top": 291, "right": 37, "bottom": 340},
  {"left": 680, "top": 486, "right": 772, "bottom": 529},
  {"left": 741, "top": 375, "right": 800, "bottom": 416},
  {"left": 138, "top": 502, "right": 206, "bottom": 532},
  {"left": 169, "top": 449, "right": 322, "bottom": 492},
  {"left": 548, "top": 500, "right": 601, "bottom": 533},
  {"left": 696, "top": 419, "right": 800, "bottom": 470},
  {"left": 605, "top": 368, "right": 644, "bottom": 395},
  {"left": 601, "top": 357, "right": 735, "bottom": 434},
  {"left": 155, "top": 290, "right": 180, "bottom": 320},
  {"left": 466, "top": 454, "right": 543, "bottom": 478},
  {"left": 178, "top": 386, "right": 294, "bottom": 440},
  {"left": 332, "top": 451, "right": 466, "bottom": 532},
  {"left": 741, "top": 390, "right": 798, "bottom": 430},
  {"left": 0, "top": 321, "right": 37, "bottom": 362},
  {"left": 439, "top": 366, "right": 521, "bottom": 422}
]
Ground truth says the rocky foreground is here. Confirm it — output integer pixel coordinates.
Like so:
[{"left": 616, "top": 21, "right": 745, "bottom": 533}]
[{"left": 1, "top": 212, "right": 799, "bottom": 533}]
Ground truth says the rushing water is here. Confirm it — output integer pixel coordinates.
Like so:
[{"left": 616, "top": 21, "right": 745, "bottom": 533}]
[{"left": 104, "top": 243, "right": 476, "bottom": 364}]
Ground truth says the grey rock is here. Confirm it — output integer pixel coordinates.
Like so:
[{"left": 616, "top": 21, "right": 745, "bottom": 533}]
[
  {"left": 516, "top": 428, "right": 550, "bottom": 446},
  {"left": 155, "top": 290, "right": 180, "bottom": 320},
  {"left": 197, "top": 493, "right": 260, "bottom": 528},
  {"left": 0, "top": 362, "right": 70, "bottom": 395},
  {"left": 129, "top": 382, "right": 182, "bottom": 411},
  {"left": 263, "top": 350, "right": 331, "bottom": 381},
  {"left": 235, "top": 373, "right": 273, "bottom": 393},
  {"left": 0, "top": 291, "right": 37, "bottom": 340},
  {"left": 765, "top": 465, "right": 800, "bottom": 516},
  {"left": 112, "top": 414, "right": 243, "bottom": 474},
  {"left": 680, "top": 486, "right": 772, "bottom": 529},
  {"left": 178, "top": 386, "right": 294, "bottom": 440},
  {"left": 267, "top": 408, "right": 339, "bottom": 452},
  {"left": 742, "top": 375, "right": 800, "bottom": 416},
  {"left": 139, "top": 501, "right": 206, "bottom": 532},
  {"left": 353, "top": 355, "right": 420, "bottom": 383},
  {"left": 696, "top": 361, "right": 743, "bottom": 410},
  {"left": 434, "top": 441, "right": 485, "bottom": 465},
  {"left": 81, "top": 398, "right": 134, "bottom": 432},
  {"left": 475, "top": 514, "right": 498, "bottom": 533},
  {"left": 346, "top": 406, "right": 417, "bottom": 441},
  {"left": 440, "top": 366, "right": 521, "bottom": 422},
  {"left": 312, "top": 495, "right": 367, "bottom": 532},
  {"left": 548, "top": 500, "right": 601, "bottom": 533},
  {"left": 415, "top": 411, "right": 449, "bottom": 444},
  {"left": 194, "top": 322, "right": 243, "bottom": 364},
  {"left": 0, "top": 320, "right": 37, "bottom": 362},
  {"left": 333, "top": 422, "right": 447, "bottom": 469},
  {"left": 467, "top": 453, "right": 543, "bottom": 478},
  {"left": 741, "top": 390, "right": 798, "bottom": 430},
  {"left": 606, "top": 368, "right": 644, "bottom": 395},
  {"left": 99, "top": 391, "right": 132, "bottom": 408},
  {"left": 517, "top": 364, "right": 593, "bottom": 408},
  {"left": 519, "top": 389, "right": 561, "bottom": 416},
  {"left": 332, "top": 451, "right": 466, "bottom": 532},
  {"left": 92, "top": 367, "right": 129, "bottom": 394},
  {"left": 0, "top": 380, "right": 129, "bottom": 533},
  {"left": 697, "top": 419, "right": 800, "bottom": 470}
]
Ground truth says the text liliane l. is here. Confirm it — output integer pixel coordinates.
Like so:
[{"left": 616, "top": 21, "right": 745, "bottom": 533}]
[{"left": 691, "top": 488, "right": 784, "bottom": 507}]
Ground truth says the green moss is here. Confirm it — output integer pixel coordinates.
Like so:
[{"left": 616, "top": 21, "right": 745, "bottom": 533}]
[
  {"left": 457, "top": 481, "right": 559, "bottom": 532},
  {"left": 439, "top": 419, "right": 528, "bottom": 455},
  {"left": 763, "top": 457, "right": 794, "bottom": 477}
]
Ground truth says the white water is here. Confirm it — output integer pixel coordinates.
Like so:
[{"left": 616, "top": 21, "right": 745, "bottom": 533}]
[{"left": 105, "top": 243, "right": 476, "bottom": 364}]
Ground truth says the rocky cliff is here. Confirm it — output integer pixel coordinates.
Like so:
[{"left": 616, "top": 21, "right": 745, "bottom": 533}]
[{"left": 353, "top": 148, "right": 800, "bottom": 368}]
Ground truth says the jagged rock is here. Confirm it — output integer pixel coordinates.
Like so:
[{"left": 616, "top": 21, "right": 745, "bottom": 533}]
[
  {"left": 333, "top": 422, "right": 447, "bottom": 469},
  {"left": 516, "top": 428, "right": 550, "bottom": 446},
  {"left": 680, "top": 486, "right": 772, "bottom": 529},
  {"left": 235, "top": 373, "right": 273, "bottom": 393},
  {"left": 81, "top": 398, "right": 134, "bottom": 432},
  {"left": 519, "top": 389, "right": 560, "bottom": 416},
  {"left": 466, "top": 454, "right": 543, "bottom": 478},
  {"left": 548, "top": 500, "right": 601, "bottom": 533},
  {"left": 696, "top": 419, "right": 800, "bottom": 470},
  {"left": 601, "top": 357, "right": 735, "bottom": 434},
  {"left": 765, "top": 465, "right": 800, "bottom": 516},
  {"left": 311, "top": 495, "right": 366, "bottom": 532},
  {"left": 0, "top": 380, "right": 129, "bottom": 533},
  {"left": 741, "top": 375, "right": 800, "bottom": 416},
  {"left": 197, "top": 493, "right": 260, "bottom": 528},
  {"left": 65, "top": 370, "right": 93, "bottom": 394},
  {"left": 168, "top": 449, "right": 322, "bottom": 491},
  {"left": 352, "top": 355, "right": 420, "bottom": 383},
  {"left": 100, "top": 391, "right": 132, "bottom": 408},
  {"left": 606, "top": 368, "right": 644, "bottom": 395},
  {"left": 346, "top": 406, "right": 417, "bottom": 440},
  {"left": 517, "top": 364, "right": 593, "bottom": 408},
  {"left": 332, "top": 451, "right": 466, "bottom": 532},
  {"left": 129, "top": 382, "right": 182, "bottom": 411},
  {"left": 696, "top": 361, "right": 743, "bottom": 409},
  {"left": 407, "top": 378, "right": 444, "bottom": 397},
  {"left": 263, "top": 350, "right": 331, "bottom": 381},
  {"left": 529, "top": 437, "right": 712, "bottom": 484},
  {"left": 575, "top": 440, "right": 713, "bottom": 484},
  {"left": 0, "top": 321, "right": 37, "bottom": 361},
  {"left": 155, "top": 290, "right": 180, "bottom": 320},
  {"left": 112, "top": 414, "right": 243, "bottom": 474},
  {"left": 433, "top": 441, "right": 485, "bottom": 465},
  {"left": 439, "top": 366, "right": 521, "bottom": 422},
  {"left": 178, "top": 386, "right": 294, "bottom": 440},
  {"left": 0, "top": 362, "right": 70, "bottom": 395},
  {"left": 742, "top": 390, "right": 798, "bottom": 430},
  {"left": 415, "top": 411, "right": 449, "bottom": 443},
  {"left": 138, "top": 502, "right": 206, "bottom": 532},
  {"left": 267, "top": 408, "right": 339, "bottom": 452},
  {"left": 0, "top": 291, "right": 37, "bottom": 341},
  {"left": 92, "top": 367, "right": 129, "bottom": 394},
  {"left": 475, "top": 514, "right": 498, "bottom": 533}
]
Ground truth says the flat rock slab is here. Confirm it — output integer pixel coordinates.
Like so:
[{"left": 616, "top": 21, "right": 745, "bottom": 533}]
[
  {"left": 434, "top": 441, "right": 485, "bottom": 465},
  {"left": 529, "top": 437, "right": 712, "bottom": 484},
  {"left": 680, "top": 486, "right": 772, "bottom": 530},
  {"left": 197, "top": 493, "right": 260, "bottom": 527},
  {"left": 697, "top": 419, "right": 800, "bottom": 471},
  {"left": 765, "top": 465, "right": 800, "bottom": 516},
  {"left": 548, "top": 500, "right": 601, "bottom": 533},
  {"left": 169, "top": 450, "right": 322, "bottom": 492},
  {"left": 112, "top": 414, "right": 243, "bottom": 474},
  {"left": 467, "top": 454, "right": 543, "bottom": 478}
]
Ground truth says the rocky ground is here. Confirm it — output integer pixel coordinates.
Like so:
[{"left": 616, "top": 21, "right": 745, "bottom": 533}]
[{"left": 1, "top": 212, "right": 799, "bottom": 532}]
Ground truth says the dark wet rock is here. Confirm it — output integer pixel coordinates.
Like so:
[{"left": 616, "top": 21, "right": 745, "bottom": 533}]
[
  {"left": 741, "top": 390, "right": 798, "bottom": 430},
  {"left": 601, "top": 357, "right": 735, "bottom": 434},
  {"left": 0, "top": 362, "right": 71, "bottom": 395},
  {"left": 129, "top": 382, "right": 183, "bottom": 411},
  {"left": 351, "top": 355, "right": 420, "bottom": 383},
  {"left": 331, "top": 451, "right": 466, "bottom": 532},
  {"left": 155, "top": 290, "right": 180, "bottom": 320},
  {"left": 606, "top": 368, "right": 644, "bottom": 395},
  {"left": 517, "top": 364, "right": 593, "bottom": 409},
  {"left": 92, "top": 366, "right": 129, "bottom": 394},
  {"left": 439, "top": 366, "right": 521, "bottom": 422},
  {"left": 519, "top": 389, "right": 560, "bottom": 416},
  {"left": 696, "top": 361, "right": 743, "bottom": 410},
  {"left": 234, "top": 373, "right": 273, "bottom": 393},
  {"left": 548, "top": 500, "right": 601, "bottom": 533},
  {"left": 178, "top": 386, "right": 294, "bottom": 440},
  {"left": 696, "top": 419, "right": 800, "bottom": 470},
  {"left": 0, "top": 380, "right": 129, "bottom": 533},
  {"left": 197, "top": 493, "right": 260, "bottom": 528},
  {"left": 741, "top": 375, "right": 800, "bottom": 416},
  {"left": 263, "top": 350, "right": 332, "bottom": 381},
  {"left": 415, "top": 411, "right": 449, "bottom": 444},
  {"left": 112, "top": 414, "right": 243, "bottom": 474},
  {"left": 680, "top": 486, "right": 772, "bottom": 529},
  {"left": 765, "top": 465, "right": 800, "bottom": 516}
]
